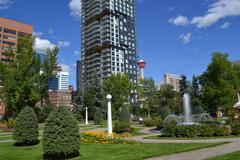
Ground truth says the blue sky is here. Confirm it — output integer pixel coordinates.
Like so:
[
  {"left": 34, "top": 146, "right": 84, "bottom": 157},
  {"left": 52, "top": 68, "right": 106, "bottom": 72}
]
[{"left": 1, "top": 0, "right": 240, "bottom": 87}]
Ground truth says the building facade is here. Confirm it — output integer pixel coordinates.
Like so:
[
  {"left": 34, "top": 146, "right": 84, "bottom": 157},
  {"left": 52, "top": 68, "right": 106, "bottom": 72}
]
[
  {"left": 0, "top": 17, "right": 33, "bottom": 62},
  {"left": 81, "top": 0, "right": 138, "bottom": 86},
  {"left": 76, "top": 60, "right": 83, "bottom": 91},
  {"left": 163, "top": 74, "right": 182, "bottom": 91},
  {"left": 48, "top": 90, "right": 72, "bottom": 108},
  {"left": 49, "top": 71, "right": 70, "bottom": 91}
]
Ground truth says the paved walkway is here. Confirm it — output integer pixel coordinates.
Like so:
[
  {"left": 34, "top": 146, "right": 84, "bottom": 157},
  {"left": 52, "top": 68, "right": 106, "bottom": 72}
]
[{"left": 133, "top": 128, "right": 240, "bottom": 160}]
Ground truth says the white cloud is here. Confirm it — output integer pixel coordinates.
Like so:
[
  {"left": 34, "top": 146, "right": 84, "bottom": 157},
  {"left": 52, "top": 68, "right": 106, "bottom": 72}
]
[
  {"left": 69, "top": 0, "right": 81, "bottom": 18},
  {"left": 60, "top": 63, "right": 71, "bottom": 73},
  {"left": 74, "top": 50, "right": 80, "bottom": 55},
  {"left": 34, "top": 38, "right": 55, "bottom": 53},
  {"left": 191, "top": 0, "right": 240, "bottom": 28},
  {"left": 57, "top": 41, "right": 70, "bottom": 47},
  {"left": 179, "top": 33, "right": 192, "bottom": 44},
  {"left": 0, "top": 0, "right": 12, "bottom": 9},
  {"left": 221, "top": 22, "right": 231, "bottom": 29},
  {"left": 33, "top": 31, "right": 44, "bottom": 37},
  {"left": 169, "top": 16, "right": 190, "bottom": 26}
]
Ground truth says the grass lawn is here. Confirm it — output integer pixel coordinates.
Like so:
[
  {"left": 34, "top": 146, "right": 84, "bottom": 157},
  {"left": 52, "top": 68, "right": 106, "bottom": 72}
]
[
  {"left": 208, "top": 151, "right": 240, "bottom": 160},
  {"left": 0, "top": 142, "right": 224, "bottom": 160},
  {"left": 145, "top": 135, "right": 240, "bottom": 140}
]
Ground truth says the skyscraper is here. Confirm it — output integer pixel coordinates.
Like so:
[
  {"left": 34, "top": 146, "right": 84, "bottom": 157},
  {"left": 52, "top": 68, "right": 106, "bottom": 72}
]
[{"left": 81, "top": 0, "right": 138, "bottom": 86}]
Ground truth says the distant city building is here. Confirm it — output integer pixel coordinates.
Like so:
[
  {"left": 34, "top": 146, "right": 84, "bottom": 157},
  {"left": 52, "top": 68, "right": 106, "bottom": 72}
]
[
  {"left": 36, "top": 52, "right": 47, "bottom": 64},
  {"left": 48, "top": 90, "right": 72, "bottom": 108},
  {"left": 76, "top": 60, "right": 82, "bottom": 91},
  {"left": 0, "top": 17, "right": 33, "bottom": 62},
  {"left": 163, "top": 74, "right": 182, "bottom": 91},
  {"left": 49, "top": 71, "right": 70, "bottom": 91}
]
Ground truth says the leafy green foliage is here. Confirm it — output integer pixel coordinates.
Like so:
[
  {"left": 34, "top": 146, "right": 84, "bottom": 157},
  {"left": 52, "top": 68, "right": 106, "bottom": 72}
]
[
  {"left": 119, "top": 105, "right": 130, "bottom": 122},
  {"left": 42, "top": 107, "right": 80, "bottom": 159},
  {"left": 72, "top": 91, "right": 84, "bottom": 122},
  {"left": 3, "top": 118, "right": 16, "bottom": 128},
  {"left": 36, "top": 105, "right": 54, "bottom": 123},
  {"left": 103, "top": 74, "right": 134, "bottom": 119},
  {"left": 200, "top": 53, "right": 240, "bottom": 115},
  {"left": 162, "top": 115, "right": 178, "bottom": 137},
  {"left": 13, "top": 107, "right": 39, "bottom": 146},
  {"left": 94, "top": 107, "right": 103, "bottom": 125},
  {"left": 231, "top": 120, "right": 240, "bottom": 135},
  {"left": 113, "top": 121, "right": 134, "bottom": 133},
  {"left": 83, "top": 76, "right": 103, "bottom": 120},
  {"left": 144, "top": 117, "right": 163, "bottom": 127},
  {"left": 175, "top": 125, "right": 198, "bottom": 138},
  {"left": 0, "top": 36, "right": 58, "bottom": 117}
]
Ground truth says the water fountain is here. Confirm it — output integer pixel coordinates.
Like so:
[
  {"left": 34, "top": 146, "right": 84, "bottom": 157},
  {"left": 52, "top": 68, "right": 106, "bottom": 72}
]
[{"left": 181, "top": 93, "right": 196, "bottom": 125}]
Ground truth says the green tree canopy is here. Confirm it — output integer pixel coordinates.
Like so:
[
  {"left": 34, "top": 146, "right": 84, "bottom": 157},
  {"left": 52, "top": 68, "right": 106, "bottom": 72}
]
[
  {"left": 0, "top": 36, "right": 58, "bottom": 117},
  {"left": 200, "top": 52, "right": 240, "bottom": 115},
  {"left": 103, "top": 74, "right": 134, "bottom": 119}
]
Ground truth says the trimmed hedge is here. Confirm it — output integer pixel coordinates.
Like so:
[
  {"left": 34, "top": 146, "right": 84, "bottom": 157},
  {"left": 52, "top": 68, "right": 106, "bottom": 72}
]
[
  {"left": 231, "top": 121, "right": 240, "bottom": 135},
  {"left": 113, "top": 121, "right": 134, "bottom": 133},
  {"left": 163, "top": 124, "right": 230, "bottom": 138},
  {"left": 42, "top": 106, "right": 80, "bottom": 160},
  {"left": 162, "top": 115, "right": 178, "bottom": 137},
  {"left": 144, "top": 117, "right": 163, "bottom": 127},
  {"left": 13, "top": 106, "right": 39, "bottom": 146}
]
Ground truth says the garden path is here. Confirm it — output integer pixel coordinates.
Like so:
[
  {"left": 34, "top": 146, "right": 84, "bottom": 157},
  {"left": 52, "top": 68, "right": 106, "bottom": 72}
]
[{"left": 133, "top": 128, "right": 240, "bottom": 160}]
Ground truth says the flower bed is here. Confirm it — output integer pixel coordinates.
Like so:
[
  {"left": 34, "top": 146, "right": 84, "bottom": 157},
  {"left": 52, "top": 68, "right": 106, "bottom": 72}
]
[{"left": 81, "top": 131, "right": 138, "bottom": 145}]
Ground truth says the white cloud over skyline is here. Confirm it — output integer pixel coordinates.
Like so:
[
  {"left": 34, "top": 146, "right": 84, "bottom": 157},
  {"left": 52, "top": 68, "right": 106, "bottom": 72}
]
[
  {"left": 69, "top": 0, "right": 81, "bottom": 18},
  {"left": 34, "top": 37, "right": 55, "bottom": 53},
  {"left": 168, "top": 16, "right": 189, "bottom": 26}
]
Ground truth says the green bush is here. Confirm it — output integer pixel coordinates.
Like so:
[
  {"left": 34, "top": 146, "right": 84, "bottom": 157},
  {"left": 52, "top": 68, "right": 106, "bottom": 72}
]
[
  {"left": 197, "top": 124, "right": 214, "bottom": 137},
  {"left": 113, "top": 121, "right": 134, "bottom": 133},
  {"left": 144, "top": 117, "right": 163, "bottom": 127},
  {"left": 37, "top": 106, "right": 54, "bottom": 123},
  {"left": 42, "top": 106, "right": 80, "bottom": 159},
  {"left": 3, "top": 118, "right": 16, "bottom": 128},
  {"left": 162, "top": 115, "right": 178, "bottom": 137},
  {"left": 94, "top": 107, "right": 103, "bottom": 125},
  {"left": 175, "top": 125, "right": 198, "bottom": 138},
  {"left": 119, "top": 105, "right": 130, "bottom": 122},
  {"left": 231, "top": 121, "right": 240, "bottom": 135},
  {"left": 212, "top": 125, "right": 230, "bottom": 136},
  {"left": 13, "top": 107, "right": 39, "bottom": 146}
]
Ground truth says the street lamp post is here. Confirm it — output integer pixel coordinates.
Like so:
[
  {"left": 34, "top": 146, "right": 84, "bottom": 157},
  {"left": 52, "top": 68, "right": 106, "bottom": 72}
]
[
  {"left": 106, "top": 94, "right": 112, "bottom": 135},
  {"left": 85, "top": 107, "right": 88, "bottom": 125}
]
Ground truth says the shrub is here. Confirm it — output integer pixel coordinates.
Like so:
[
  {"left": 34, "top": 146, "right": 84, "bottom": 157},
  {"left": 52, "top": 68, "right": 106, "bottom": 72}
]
[
  {"left": 113, "top": 121, "right": 134, "bottom": 133},
  {"left": 37, "top": 105, "right": 54, "bottom": 123},
  {"left": 231, "top": 121, "right": 240, "bottom": 135},
  {"left": 94, "top": 107, "right": 103, "bottom": 125},
  {"left": 197, "top": 124, "right": 214, "bottom": 137},
  {"left": 212, "top": 125, "right": 230, "bottom": 136},
  {"left": 175, "top": 125, "right": 198, "bottom": 138},
  {"left": 119, "top": 105, "right": 130, "bottom": 122},
  {"left": 144, "top": 117, "right": 163, "bottom": 127},
  {"left": 3, "top": 118, "right": 16, "bottom": 128},
  {"left": 162, "top": 115, "right": 178, "bottom": 137},
  {"left": 81, "top": 131, "right": 137, "bottom": 145},
  {"left": 42, "top": 106, "right": 80, "bottom": 160},
  {"left": 13, "top": 107, "right": 39, "bottom": 146}
]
